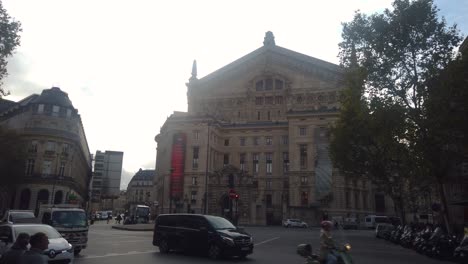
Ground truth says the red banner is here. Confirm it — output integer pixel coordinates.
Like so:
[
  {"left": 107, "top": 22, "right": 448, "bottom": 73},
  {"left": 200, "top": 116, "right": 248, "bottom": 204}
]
[{"left": 170, "top": 133, "right": 186, "bottom": 199}]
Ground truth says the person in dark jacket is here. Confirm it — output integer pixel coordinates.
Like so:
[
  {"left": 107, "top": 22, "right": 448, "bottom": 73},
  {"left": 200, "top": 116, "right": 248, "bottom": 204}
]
[
  {"left": 0, "top": 233, "right": 30, "bottom": 264},
  {"left": 20, "top": 232, "right": 49, "bottom": 264}
]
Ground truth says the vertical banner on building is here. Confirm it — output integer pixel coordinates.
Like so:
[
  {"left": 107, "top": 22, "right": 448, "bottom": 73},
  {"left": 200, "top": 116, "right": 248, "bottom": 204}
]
[{"left": 170, "top": 133, "right": 186, "bottom": 200}]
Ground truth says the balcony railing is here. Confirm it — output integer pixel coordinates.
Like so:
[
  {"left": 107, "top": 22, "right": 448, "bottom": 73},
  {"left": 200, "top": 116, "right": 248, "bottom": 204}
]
[
  {"left": 44, "top": 150, "right": 56, "bottom": 156},
  {"left": 23, "top": 173, "right": 86, "bottom": 198}
]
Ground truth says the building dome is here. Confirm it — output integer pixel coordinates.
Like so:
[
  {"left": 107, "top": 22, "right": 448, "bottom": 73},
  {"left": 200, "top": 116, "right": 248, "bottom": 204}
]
[
  {"left": 130, "top": 169, "right": 155, "bottom": 182},
  {"left": 33, "top": 87, "right": 74, "bottom": 108}
]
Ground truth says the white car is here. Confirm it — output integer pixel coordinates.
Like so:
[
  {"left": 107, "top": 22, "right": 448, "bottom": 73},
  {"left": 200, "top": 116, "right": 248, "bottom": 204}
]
[
  {"left": 0, "top": 210, "right": 36, "bottom": 224},
  {"left": 283, "top": 219, "right": 308, "bottom": 228},
  {"left": 0, "top": 223, "right": 74, "bottom": 263}
]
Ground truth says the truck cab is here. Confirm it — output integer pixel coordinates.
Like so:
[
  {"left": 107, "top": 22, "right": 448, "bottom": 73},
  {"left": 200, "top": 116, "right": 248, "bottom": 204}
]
[{"left": 37, "top": 204, "right": 89, "bottom": 255}]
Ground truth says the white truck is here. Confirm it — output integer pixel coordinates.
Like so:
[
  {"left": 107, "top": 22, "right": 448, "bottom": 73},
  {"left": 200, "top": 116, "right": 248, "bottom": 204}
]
[
  {"left": 125, "top": 204, "right": 150, "bottom": 224},
  {"left": 37, "top": 204, "right": 89, "bottom": 255}
]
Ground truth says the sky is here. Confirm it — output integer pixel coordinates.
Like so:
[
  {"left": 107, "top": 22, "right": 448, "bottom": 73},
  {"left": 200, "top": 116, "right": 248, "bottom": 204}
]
[{"left": 2, "top": 0, "right": 467, "bottom": 190}]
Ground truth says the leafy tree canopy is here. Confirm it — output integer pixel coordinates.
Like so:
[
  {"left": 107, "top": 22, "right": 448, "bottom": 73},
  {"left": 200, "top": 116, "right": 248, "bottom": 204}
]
[{"left": 0, "top": 0, "right": 22, "bottom": 98}]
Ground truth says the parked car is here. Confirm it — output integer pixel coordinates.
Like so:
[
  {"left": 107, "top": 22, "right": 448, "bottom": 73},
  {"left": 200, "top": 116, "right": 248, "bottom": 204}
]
[
  {"left": 0, "top": 210, "right": 37, "bottom": 224},
  {"left": 153, "top": 214, "right": 253, "bottom": 259},
  {"left": 0, "top": 223, "right": 74, "bottom": 263},
  {"left": 375, "top": 224, "right": 394, "bottom": 239},
  {"left": 283, "top": 219, "right": 308, "bottom": 228},
  {"left": 364, "top": 215, "right": 389, "bottom": 229},
  {"left": 343, "top": 218, "right": 359, "bottom": 230}
]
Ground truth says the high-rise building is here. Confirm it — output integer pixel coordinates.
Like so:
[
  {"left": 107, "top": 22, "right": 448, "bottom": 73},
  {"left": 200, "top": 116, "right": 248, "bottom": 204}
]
[
  {"left": 90, "top": 150, "right": 123, "bottom": 210},
  {"left": 153, "top": 32, "right": 393, "bottom": 225}
]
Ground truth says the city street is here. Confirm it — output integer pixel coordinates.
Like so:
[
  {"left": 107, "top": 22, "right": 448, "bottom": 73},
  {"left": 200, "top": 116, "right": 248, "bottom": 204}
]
[{"left": 75, "top": 222, "right": 452, "bottom": 264}]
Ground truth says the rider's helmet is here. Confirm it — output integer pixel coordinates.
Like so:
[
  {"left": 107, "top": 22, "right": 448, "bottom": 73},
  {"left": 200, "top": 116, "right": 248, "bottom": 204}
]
[{"left": 321, "top": 220, "right": 333, "bottom": 230}]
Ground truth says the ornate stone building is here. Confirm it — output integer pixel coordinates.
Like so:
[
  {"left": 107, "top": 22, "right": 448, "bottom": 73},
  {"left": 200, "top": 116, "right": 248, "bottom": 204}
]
[
  {"left": 154, "top": 32, "right": 393, "bottom": 225},
  {"left": 0, "top": 87, "right": 92, "bottom": 215},
  {"left": 126, "top": 169, "right": 156, "bottom": 213}
]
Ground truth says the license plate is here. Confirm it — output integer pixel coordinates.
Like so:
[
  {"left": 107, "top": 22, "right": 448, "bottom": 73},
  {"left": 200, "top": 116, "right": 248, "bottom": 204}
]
[{"left": 241, "top": 247, "right": 249, "bottom": 250}]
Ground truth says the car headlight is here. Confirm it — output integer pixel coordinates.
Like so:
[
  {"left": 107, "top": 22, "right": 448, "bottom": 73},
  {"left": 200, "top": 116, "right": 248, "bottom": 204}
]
[
  {"left": 344, "top": 244, "right": 351, "bottom": 252},
  {"left": 222, "top": 236, "right": 235, "bottom": 246},
  {"left": 66, "top": 243, "right": 73, "bottom": 253}
]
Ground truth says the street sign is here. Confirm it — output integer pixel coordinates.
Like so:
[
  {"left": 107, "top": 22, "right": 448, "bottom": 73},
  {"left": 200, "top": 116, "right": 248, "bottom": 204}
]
[{"left": 229, "top": 189, "right": 237, "bottom": 199}]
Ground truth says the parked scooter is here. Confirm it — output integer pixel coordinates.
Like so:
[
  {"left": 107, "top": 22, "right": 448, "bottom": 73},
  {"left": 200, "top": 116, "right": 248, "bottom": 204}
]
[
  {"left": 423, "top": 226, "right": 444, "bottom": 257},
  {"left": 430, "top": 233, "right": 460, "bottom": 260},
  {"left": 454, "top": 233, "right": 468, "bottom": 264},
  {"left": 297, "top": 243, "right": 354, "bottom": 264},
  {"left": 413, "top": 226, "right": 432, "bottom": 253}
]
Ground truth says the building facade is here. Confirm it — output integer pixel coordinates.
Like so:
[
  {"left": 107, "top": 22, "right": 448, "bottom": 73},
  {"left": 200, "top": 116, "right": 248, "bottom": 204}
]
[
  {"left": 126, "top": 169, "right": 156, "bottom": 215},
  {"left": 154, "top": 32, "right": 394, "bottom": 225},
  {"left": 0, "top": 87, "right": 92, "bottom": 215},
  {"left": 90, "top": 150, "right": 123, "bottom": 211}
]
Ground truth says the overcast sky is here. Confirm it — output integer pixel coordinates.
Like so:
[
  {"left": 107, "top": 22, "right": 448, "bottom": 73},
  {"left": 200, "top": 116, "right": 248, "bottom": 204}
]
[{"left": 2, "top": 0, "right": 467, "bottom": 190}]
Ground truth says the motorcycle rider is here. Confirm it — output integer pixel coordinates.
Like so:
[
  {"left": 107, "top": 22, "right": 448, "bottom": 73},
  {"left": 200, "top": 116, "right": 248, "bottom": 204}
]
[{"left": 320, "top": 220, "right": 338, "bottom": 264}]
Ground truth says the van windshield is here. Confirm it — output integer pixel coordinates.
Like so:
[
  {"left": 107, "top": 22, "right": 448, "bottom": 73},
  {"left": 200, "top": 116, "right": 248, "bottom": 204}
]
[
  {"left": 10, "top": 212, "right": 35, "bottom": 222},
  {"left": 205, "top": 216, "right": 236, "bottom": 230},
  {"left": 14, "top": 225, "right": 62, "bottom": 239},
  {"left": 136, "top": 207, "right": 149, "bottom": 217},
  {"left": 52, "top": 211, "right": 87, "bottom": 228}
]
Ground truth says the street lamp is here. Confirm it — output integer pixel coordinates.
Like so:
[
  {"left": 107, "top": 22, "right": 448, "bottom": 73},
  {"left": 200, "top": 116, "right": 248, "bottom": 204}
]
[{"left": 204, "top": 122, "right": 211, "bottom": 214}]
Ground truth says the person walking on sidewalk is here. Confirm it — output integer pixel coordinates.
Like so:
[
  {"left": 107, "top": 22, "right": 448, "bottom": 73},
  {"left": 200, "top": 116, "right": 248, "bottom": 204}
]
[{"left": 107, "top": 214, "right": 112, "bottom": 224}]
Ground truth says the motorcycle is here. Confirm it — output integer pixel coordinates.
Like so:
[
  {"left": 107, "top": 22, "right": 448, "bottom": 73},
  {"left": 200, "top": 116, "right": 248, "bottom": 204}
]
[
  {"left": 297, "top": 243, "right": 354, "bottom": 264},
  {"left": 413, "top": 226, "right": 432, "bottom": 253},
  {"left": 423, "top": 226, "right": 444, "bottom": 257},
  {"left": 454, "top": 234, "right": 468, "bottom": 263},
  {"left": 430, "top": 233, "right": 459, "bottom": 260}
]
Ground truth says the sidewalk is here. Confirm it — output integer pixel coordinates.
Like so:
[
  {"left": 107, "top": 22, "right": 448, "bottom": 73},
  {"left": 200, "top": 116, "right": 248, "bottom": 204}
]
[{"left": 111, "top": 223, "right": 154, "bottom": 231}]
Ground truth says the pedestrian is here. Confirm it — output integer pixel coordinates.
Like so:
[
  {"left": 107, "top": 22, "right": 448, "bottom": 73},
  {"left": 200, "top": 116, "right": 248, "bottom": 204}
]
[
  {"left": 107, "top": 213, "right": 112, "bottom": 224},
  {"left": 116, "top": 214, "right": 122, "bottom": 224},
  {"left": 319, "top": 221, "right": 338, "bottom": 264},
  {"left": 19, "top": 232, "right": 49, "bottom": 264},
  {"left": 0, "top": 233, "right": 30, "bottom": 264}
]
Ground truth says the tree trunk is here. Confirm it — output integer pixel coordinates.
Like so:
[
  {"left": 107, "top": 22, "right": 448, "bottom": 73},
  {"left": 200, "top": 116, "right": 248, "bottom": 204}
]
[
  {"left": 436, "top": 176, "right": 451, "bottom": 233},
  {"left": 398, "top": 197, "right": 406, "bottom": 225}
]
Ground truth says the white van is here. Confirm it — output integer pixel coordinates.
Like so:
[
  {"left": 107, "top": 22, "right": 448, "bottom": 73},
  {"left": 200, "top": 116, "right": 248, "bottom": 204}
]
[
  {"left": 37, "top": 204, "right": 89, "bottom": 255},
  {"left": 364, "top": 215, "right": 389, "bottom": 229}
]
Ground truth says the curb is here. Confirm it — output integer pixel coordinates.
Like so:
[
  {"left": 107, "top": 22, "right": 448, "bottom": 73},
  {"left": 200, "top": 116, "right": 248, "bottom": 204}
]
[{"left": 111, "top": 225, "right": 153, "bottom": 231}]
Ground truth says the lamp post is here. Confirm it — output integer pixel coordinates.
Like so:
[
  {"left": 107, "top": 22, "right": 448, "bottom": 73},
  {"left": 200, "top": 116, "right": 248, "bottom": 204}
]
[
  {"left": 168, "top": 168, "right": 174, "bottom": 213},
  {"left": 204, "top": 122, "right": 211, "bottom": 214}
]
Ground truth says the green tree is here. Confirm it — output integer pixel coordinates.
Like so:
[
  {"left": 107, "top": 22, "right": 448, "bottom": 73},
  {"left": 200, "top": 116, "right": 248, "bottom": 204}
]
[
  {"left": 0, "top": 0, "right": 22, "bottom": 97},
  {"left": 333, "top": 0, "right": 462, "bottom": 228},
  {"left": 330, "top": 65, "right": 425, "bottom": 221}
]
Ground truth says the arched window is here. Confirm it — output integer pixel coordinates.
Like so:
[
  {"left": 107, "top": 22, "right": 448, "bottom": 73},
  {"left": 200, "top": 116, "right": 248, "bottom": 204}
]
[
  {"left": 54, "top": 191, "right": 63, "bottom": 204},
  {"left": 37, "top": 189, "right": 49, "bottom": 204},
  {"left": 35, "top": 189, "right": 49, "bottom": 215},
  {"left": 301, "top": 192, "right": 308, "bottom": 206},
  {"left": 19, "top": 189, "right": 31, "bottom": 209}
]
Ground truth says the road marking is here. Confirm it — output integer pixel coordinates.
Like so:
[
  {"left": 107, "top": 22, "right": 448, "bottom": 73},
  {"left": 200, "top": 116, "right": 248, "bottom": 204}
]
[
  {"left": 254, "top": 236, "right": 280, "bottom": 246},
  {"left": 108, "top": 239, "right": 152, "bottom": 245},
  {"left": 76, "top": 250, "right": 157, "bottom": 260}
]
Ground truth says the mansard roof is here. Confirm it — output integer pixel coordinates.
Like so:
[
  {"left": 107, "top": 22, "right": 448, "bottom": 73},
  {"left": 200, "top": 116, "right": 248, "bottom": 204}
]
[
  {"left": 33, "top": 87, "right": 75, "bottom": 108},
  {"left": 130, "top": 168, "right": 156, "bottom": 182}
]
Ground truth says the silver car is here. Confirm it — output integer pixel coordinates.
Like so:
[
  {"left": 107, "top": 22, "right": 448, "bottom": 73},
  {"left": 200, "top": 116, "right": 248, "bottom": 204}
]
[
  {"left": 283, "top": 219, "right": 308, "bottom": 228},
  {"left": 0, "top": 223, "right": 74, "bottom": 263}
]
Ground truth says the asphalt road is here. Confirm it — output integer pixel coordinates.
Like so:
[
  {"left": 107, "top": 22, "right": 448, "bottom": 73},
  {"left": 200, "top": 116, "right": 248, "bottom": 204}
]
[{"left": 75, "top": 222, "right": 452, "bottom": 264}]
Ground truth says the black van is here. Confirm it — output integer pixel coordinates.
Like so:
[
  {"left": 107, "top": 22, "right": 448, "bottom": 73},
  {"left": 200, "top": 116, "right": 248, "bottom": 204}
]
[{"left": 152, "top": 214, "right": 253, "bottom": 259}]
